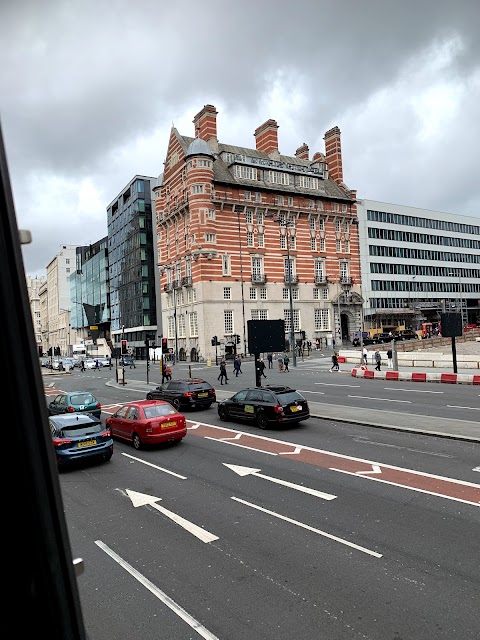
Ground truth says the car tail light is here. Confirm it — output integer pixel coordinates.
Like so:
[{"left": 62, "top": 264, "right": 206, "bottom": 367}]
[
  {"left": 66, "top": 406, "right": 75, "bottom": 412},
  {"left": 209, "top": 389, "right": 215, "bottom": 395},
  {"left": 95, "top": 402, "right": 101, "bottom": 409},
  {"left": 183, "top": 392, "right": 193, "bottom": 397},
  {"left": 273, "top": 404, "right": 284, "bottom": 414},
  {"left": 53, "top": 437, "right": 72, "bottom": 447},
  {"left": 100, "top": 428, "right": 111, "bottom": 437}
]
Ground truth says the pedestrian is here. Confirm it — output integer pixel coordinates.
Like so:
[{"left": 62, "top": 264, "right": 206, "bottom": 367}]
[
  {"left": 374, "top": 350, "right": 382, "bottom": 371},
  {"left": 162, "top": 363, "right": 167, "bottom": 383},
  {"left": 267, "top": 352, "right": 273, "bottom": 369},
  {"left": 387, "top": 347, "right": 393, "bottom": 369},
  {"left": 95, "top": 359, "right": 99, "bottom": 370},
  {"left": 130, "top": 357, "right": 136, "bottom": 369},
  {"left": 277, "top": 355, "right": 284, "bottom": 372},
  {"left": 362, "top": 346, "right": 368, "bottom": 365},
  {"left": 283, "top": 353, "right": 290, "bottom": 372},
  {"left": 218, "top": 359, "right": 228, "bottom": 385},
  {"left": 237, "top": 354, "right": 242, "bottom": 373},
  {"left": 233, "top": 356, "right": 241, "bottom": 377},
  {"left": 165, "top": 364, "right": 172, "bottom": 380},
  {"left": 258, "top": 358, "right": 267, "bottom": 378},
  {"left": 108, "top": 358, "right": 112, "bottom": 370},
  {"left": 330, "top": 352, "right": 339, "bottom": 372},
  {"left": 80, "top": 359, "right": 85, "bottom": 372}
]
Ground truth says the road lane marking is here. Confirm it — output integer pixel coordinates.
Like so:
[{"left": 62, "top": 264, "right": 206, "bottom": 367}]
[
  {"left": 386, "top": 388, "right": 444, "bottom": 394},
  {"left": 314, "top": 383, "right": 361, "bottom": 387},
  {"left": 348, "top": 395, "right": 411, "bottom": 403},
  {"left": 96, "top": 541, "right": 220, "bottom": 639},
  {"left": 224, "top": 464, "right": 336, "bottom": 500},
  {"left": 329, "top": 468, "right": 480, "bottom": 507},
  {"left": 357, "top": 464, "right": 382, "bottom": 475},
  {"left": 296, "top": 390, "right": 325, "bottom": 395},
  {"left": 204, "top": 436, "right": 277, "bottom": 455},
  {"left": 473, "top": 467, "right": 480, "bottom": 472},
  {"left": 126, "top": 489, "right": 218, "bottom": 543},
  {"left": 446, "top": 405, "right": 480, "bottom": 411},
  {"left": 231, "top": 497, "right": 382, "bottom": 558},
  {"left": 121, "top": 453, "right": 187, "bottom": 478}
]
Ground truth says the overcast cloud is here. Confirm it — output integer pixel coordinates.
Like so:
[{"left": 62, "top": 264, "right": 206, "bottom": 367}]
[{"left": 1, "top": 0, "right": 479, "bottom": 276}]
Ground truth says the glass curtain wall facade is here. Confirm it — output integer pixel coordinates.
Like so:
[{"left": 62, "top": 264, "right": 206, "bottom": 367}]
[{"left": 107, "top": 176, "right": 157, "bottom": 358}]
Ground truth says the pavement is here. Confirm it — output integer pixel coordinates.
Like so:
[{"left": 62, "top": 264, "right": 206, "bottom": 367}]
[{"left": 43, "top": 350, "right": 480, "bottom": 444}]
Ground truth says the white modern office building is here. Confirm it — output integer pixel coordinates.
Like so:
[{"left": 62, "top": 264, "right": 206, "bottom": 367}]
[{"left": 356, "top": 200, "right": 480, "bottom": 332}]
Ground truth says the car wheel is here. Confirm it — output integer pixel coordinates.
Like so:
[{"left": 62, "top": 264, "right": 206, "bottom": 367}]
[
  {"left": 132, "top": 433, "right": 142, "bottom": 450},
  {"left": 218, "top": 405, "right": 228, "bottom": 421},
  {"left": 256, "top": 411, "right": 268, "bottom": 430},
  {"left": 146, "top": 393, "right": 153, "bottom": 400},
  {"left": 172, "top": 398, "right": 181, "bottom": 410}
]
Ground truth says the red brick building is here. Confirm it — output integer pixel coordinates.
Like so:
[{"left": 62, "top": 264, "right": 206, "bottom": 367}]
[{"left": 154, "top": 104, "right": 361, "bottom": 362}]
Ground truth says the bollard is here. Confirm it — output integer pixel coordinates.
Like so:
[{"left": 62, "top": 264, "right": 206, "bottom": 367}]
[{"left": 188, "top": 365, "right": 192, "bottom": 378}]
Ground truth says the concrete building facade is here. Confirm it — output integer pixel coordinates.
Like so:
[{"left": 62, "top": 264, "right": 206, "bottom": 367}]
[
  {"left": 155, "top": 105, "right": 362, "bottom": 362},
  {"left": 357, "top": 199, "right": 480, "bottom": 332}
]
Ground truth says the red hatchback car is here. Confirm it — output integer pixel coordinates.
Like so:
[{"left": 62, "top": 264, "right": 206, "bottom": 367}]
[{"left": 106, "top": 400, "right": 187, "bottom": 450}]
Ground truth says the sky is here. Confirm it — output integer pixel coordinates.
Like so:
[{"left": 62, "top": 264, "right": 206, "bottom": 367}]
[{"left": 1, "top": 0, "right": 480, "bottom": 277}]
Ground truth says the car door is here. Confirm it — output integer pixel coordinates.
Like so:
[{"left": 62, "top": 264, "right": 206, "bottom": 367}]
[
  {"left": 50, "top": 394, "right": 67, "bottom": 415},
  {"left": 123, "top": 406, "right": 139, "bottom": 440},
  {"left": 163, "top": 381, "right": 181, "bottom": 406},
  {"left": 226, "top": 390, "right": 249, "bottom": 420},
  {"left": 109, "top": 405, "right": 130, "bottom": 439}
]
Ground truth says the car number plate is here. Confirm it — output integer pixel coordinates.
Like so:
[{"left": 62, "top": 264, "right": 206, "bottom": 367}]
[
  {"left": 290, "top": 405, "right": 302, "bottom": 412},
  {"left": 198, "top": 392, "right": 208, "bottom": 397},
  {"left": 162, "top": 421, "right": 177, "bottom": 429},
  {"left": 78, "top": 439, "right": 97, "bottom": 448}
]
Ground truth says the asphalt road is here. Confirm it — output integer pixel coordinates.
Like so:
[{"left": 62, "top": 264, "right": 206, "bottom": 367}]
[{"left": 44, "top": 366, "right": 480, "bottom": 640}]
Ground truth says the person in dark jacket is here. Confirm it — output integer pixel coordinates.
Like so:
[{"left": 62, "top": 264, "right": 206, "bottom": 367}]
[
  {"left": 218, "top": 360, "right": 228, "bottom": 385},
  {"left": 330, "top": 353, "right": 339, "bottom": 372},
  {"left": 233, "top": 356, "right": 241, "bottom": 377},
  {"left": 258, "top": 358, "right": 267, "bottom": 378},
  {"left": 267, "top": 352, "right": 273, "bottom": 368},
  {"left": 374, "top": 350, "right": 382, "bottom": 371}
]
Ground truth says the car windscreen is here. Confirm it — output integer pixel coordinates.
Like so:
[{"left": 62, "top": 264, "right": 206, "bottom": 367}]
[
  {"left": 60, "top": 423, "right": 103, "bottom": 437},
  {"left": 188, "top": 383, "right": 212, "bottom": 390},
  {"left": 143, "top": 405, "right": 178, "bottom": 419},
  {"left": 70, "top": 393, "right": 96, "bottom": 405},
  {"left": 276, "top": 391, "right": 305, "bottom": 404}
]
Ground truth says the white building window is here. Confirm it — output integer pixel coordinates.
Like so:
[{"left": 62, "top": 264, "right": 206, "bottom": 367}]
[
  {"left": 308, "top": 199, "right": 315, "bottom": 209},
  {"left": 247, "top": 232, "right": 254, "bottom": 247},
  {"left": 167, "top": 316, "right": 175, "bottom": 339},
  {"left": 315, "top": 309, "right": 330, "bottom": 331},
  {"left": 235, "top": 165, "right": 257, "bottom": 180},
  {"left": 259, "top": 287, "right": 267, "bottom": 300},
  {"left": 251, "top": 256, "right": 263, "bottom": 277},
  {"left": 314, "top": 259, "right": 324, "bottom": 279},
  {"left": 178, "top": 314, "right": 186, "bottom": 338},
  {"left": 342, "top": 203, "right": 348, "bottom": 212},
  {"left": 298, "top": 176, "right": 318, "bottom": 189},
  {"left": 222, "top": 254, "right": 230, "bottom": 276},
  {"left": 224, "top": 310, "right": 233, "bottom": 335},
  {"left": 343, "top": 221, "right": 349, "bottom": 232},
  {"left": 249, "top": 287, "right": 257, "bottom": 300},
  {"left": 256, "top": 211, "right": 264, "bottom": 225},
  {"left": 344, "top": 240, "right": 350, "bottom": 253},
  {"left": 280, "top": 235, "right": 286, "bottom": 249},
  {"left": 335, "top": 219, "right": 341, "bottom": 232},
  {"left": 310, "top": 237, "right": 317, "bottom": 251},
  {"left": 189, "top": 311, "right": 198, "bottom": 337},
  {"left": 313, "top": 288, "right": 320, "bottom": 300},
  {"left": 191, "top": 184, "right": 204, "bottom": 194},
  {"left": 245, "top": 209, "right": 253, "bottom": 224},
  {"left": 268, "top": 171, "right": 290, "bottom": 185},
  {"left": 207, "top": 209, "right": 216, "bottom": 220},
  {"left": 320, "top": 238, "right": 326, "bottom": 252},
  {"left": 257, "top": 233, "right": 264, "bottom": 248},
  {"left": 198, "top": 159, "right": 212, "bottom": 168},
  {"left": 205, "top": 233, "right": 216, "bottom": 243},
  {"left": 244, "top": 191, "right": 251, "bottom": 201},
  {"left": 284, "top": 309, "right": 300, "bottom": 333},
  {"left": 252, "top": 309, "right": 268, "bottom": 320},
  {"left": 336, "top": 239, "right": 341, "bottom": 252},
  {"left": 340, "top": 261, "right": 349, "bottom": 279},
  {"left": 318, "top": 217, "right": 325, "bottom": 231},
  {"left": 317, "top": 201, "right": 324, "bottom": 211},
  {"left": 309, "top": 217, "right": 316, "bottom": 230},
  {"left": 255, "top": 192, "right": 262, "bottom": 202},
  {"left": 322, "top": 287, "right": 328, "bottom": 300},
  {"left": 223, "top": 287, "right": 231, "bottom": 300},
  {"left": 288, "top": 196, "right": 293, "bottom": 206},
  {"left": 333, "top": 202, "right": 339, "bottom": 212},
  {"left": 283, "top": 287, "right": 299, "bottom": 300},
  {"left": 277, "top": 195, "right": 284, "bottom": 205}
]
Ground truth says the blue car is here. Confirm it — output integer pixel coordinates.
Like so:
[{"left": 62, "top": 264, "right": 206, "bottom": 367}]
[
  {"left": 49, "top": 413, "right": 113, "bottom": 468},
  {"left": 48, "top": 391, "right": 102, "bottom": 418}
]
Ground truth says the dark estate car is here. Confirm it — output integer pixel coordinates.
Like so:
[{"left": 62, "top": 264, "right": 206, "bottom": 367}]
[
  {"left": 48, "top": 391, "right": 102, "bottom": 418},
  {"left": 352, "top": 335, "right": 378, "bottom": 347},
  {"left": 393, "top": 329, "right": 419, "bottom": 341},
  {"left": 49, "top": 413, "right": 113, "bottom": 468},
  {"left": 217, "top": 385, "right": 310, "bottom": 429},
  {"left": 146, "top": 378, "right": 216, "bottom": 410},
  {"left": 375, "top": 332, "right": 394, "bottom": 343}
]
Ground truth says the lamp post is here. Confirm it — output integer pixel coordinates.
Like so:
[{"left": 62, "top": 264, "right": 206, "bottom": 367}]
[
  {"left": 236, "top": 210, "right": 247, "bottom": 357},
  {"left": 159, "top": 264, "right": 179, "bottom": 364},
  {"left": 277, "top": 218, "right": 297, "bottom": 368},
  {"left": 448, "top": 269, "right": 466, "bottom": 328}
]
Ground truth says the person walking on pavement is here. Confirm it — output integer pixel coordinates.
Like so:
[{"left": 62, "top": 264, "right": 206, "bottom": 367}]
[
  {"left": 218, "top": 359, "right": 228, "bottom": 385},
  {"left": 330, "top": 352, "right": 340, "bottom": 372},
  {"left": 80, "top": 359, "right": 86, "bottom": 372},
  {"left": 233, "top": 356, "right": 241, "bottom": 377},
  {"left": 283, "top": 353, "right": 290, "bottom": 372},
  {"left": 165, "top": 364, "right": 172, "bottom": 380},
  {"left": 374, "top": 349, "right": 382, "bottom": 371},
  {"left": 129, "top": 357, "right": 136, "bottom": 369},
  {"left": 387, "top": 347, "right": 393, "bottom": 369},
  {"left": 362, "top": 346, "right": 368, "bottom": 365},
  {"left": 258, "top": 358, "right": 267, "bottom": 378},
  {"left": 277, "top": 355, "right": 284, "bottom": 372},
  {"left": 267, "top": 352, "right": 273, "bottom": 369}
]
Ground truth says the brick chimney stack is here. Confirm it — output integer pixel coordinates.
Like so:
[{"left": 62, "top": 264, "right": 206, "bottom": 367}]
[
  {"left": 324, "top": 126, "right": 343, "bottom": 185},
  {"left": 312, "top": 151, "right": 325, "bottom": 162},
  {"left": 254, "top": 119, "right": 279, "bottom": 155},
  {"left": 193, "top": 104, "right": 218, "bottom": 142},
  {"left": 295, "top": 143, "right": 309, "bottom": 160}
]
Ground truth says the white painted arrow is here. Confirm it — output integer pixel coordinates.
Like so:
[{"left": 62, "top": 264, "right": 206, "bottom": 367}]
[
  {"left": 223, "top": 464, "right": 336, "bottom": 501},
  {"left": 473, "top": 466, "right": 480, "bottom": 473},
  {"left": 126, "top": 489, "right": 218, "bottom": 543},
  {"left": 357, "top": 464, "right": 382, "bottom": 476}
]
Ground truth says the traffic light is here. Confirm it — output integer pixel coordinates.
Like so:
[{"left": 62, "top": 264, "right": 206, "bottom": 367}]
[
  {"left": 144, "top": 338, "right": 150, "bottom": 349},
  {"left": 211, "top": 335, "right": 217, "bottom": 346},
  {"left": 121, "top": 340, "right": 127, "bottom": 355},
  {"left": 38, "top": 345, "right": 43, "bottom": 356},
  {"left": 235, "top": 334, "right": 240, "bottom": 345},
  {"left": 161, "top": 338, "right": 168, "bottom": 354}
]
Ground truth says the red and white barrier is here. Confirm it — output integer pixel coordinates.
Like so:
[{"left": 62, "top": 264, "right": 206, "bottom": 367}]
[{"left": 351, "top": 368, "right": 480, "bottom": 385}]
